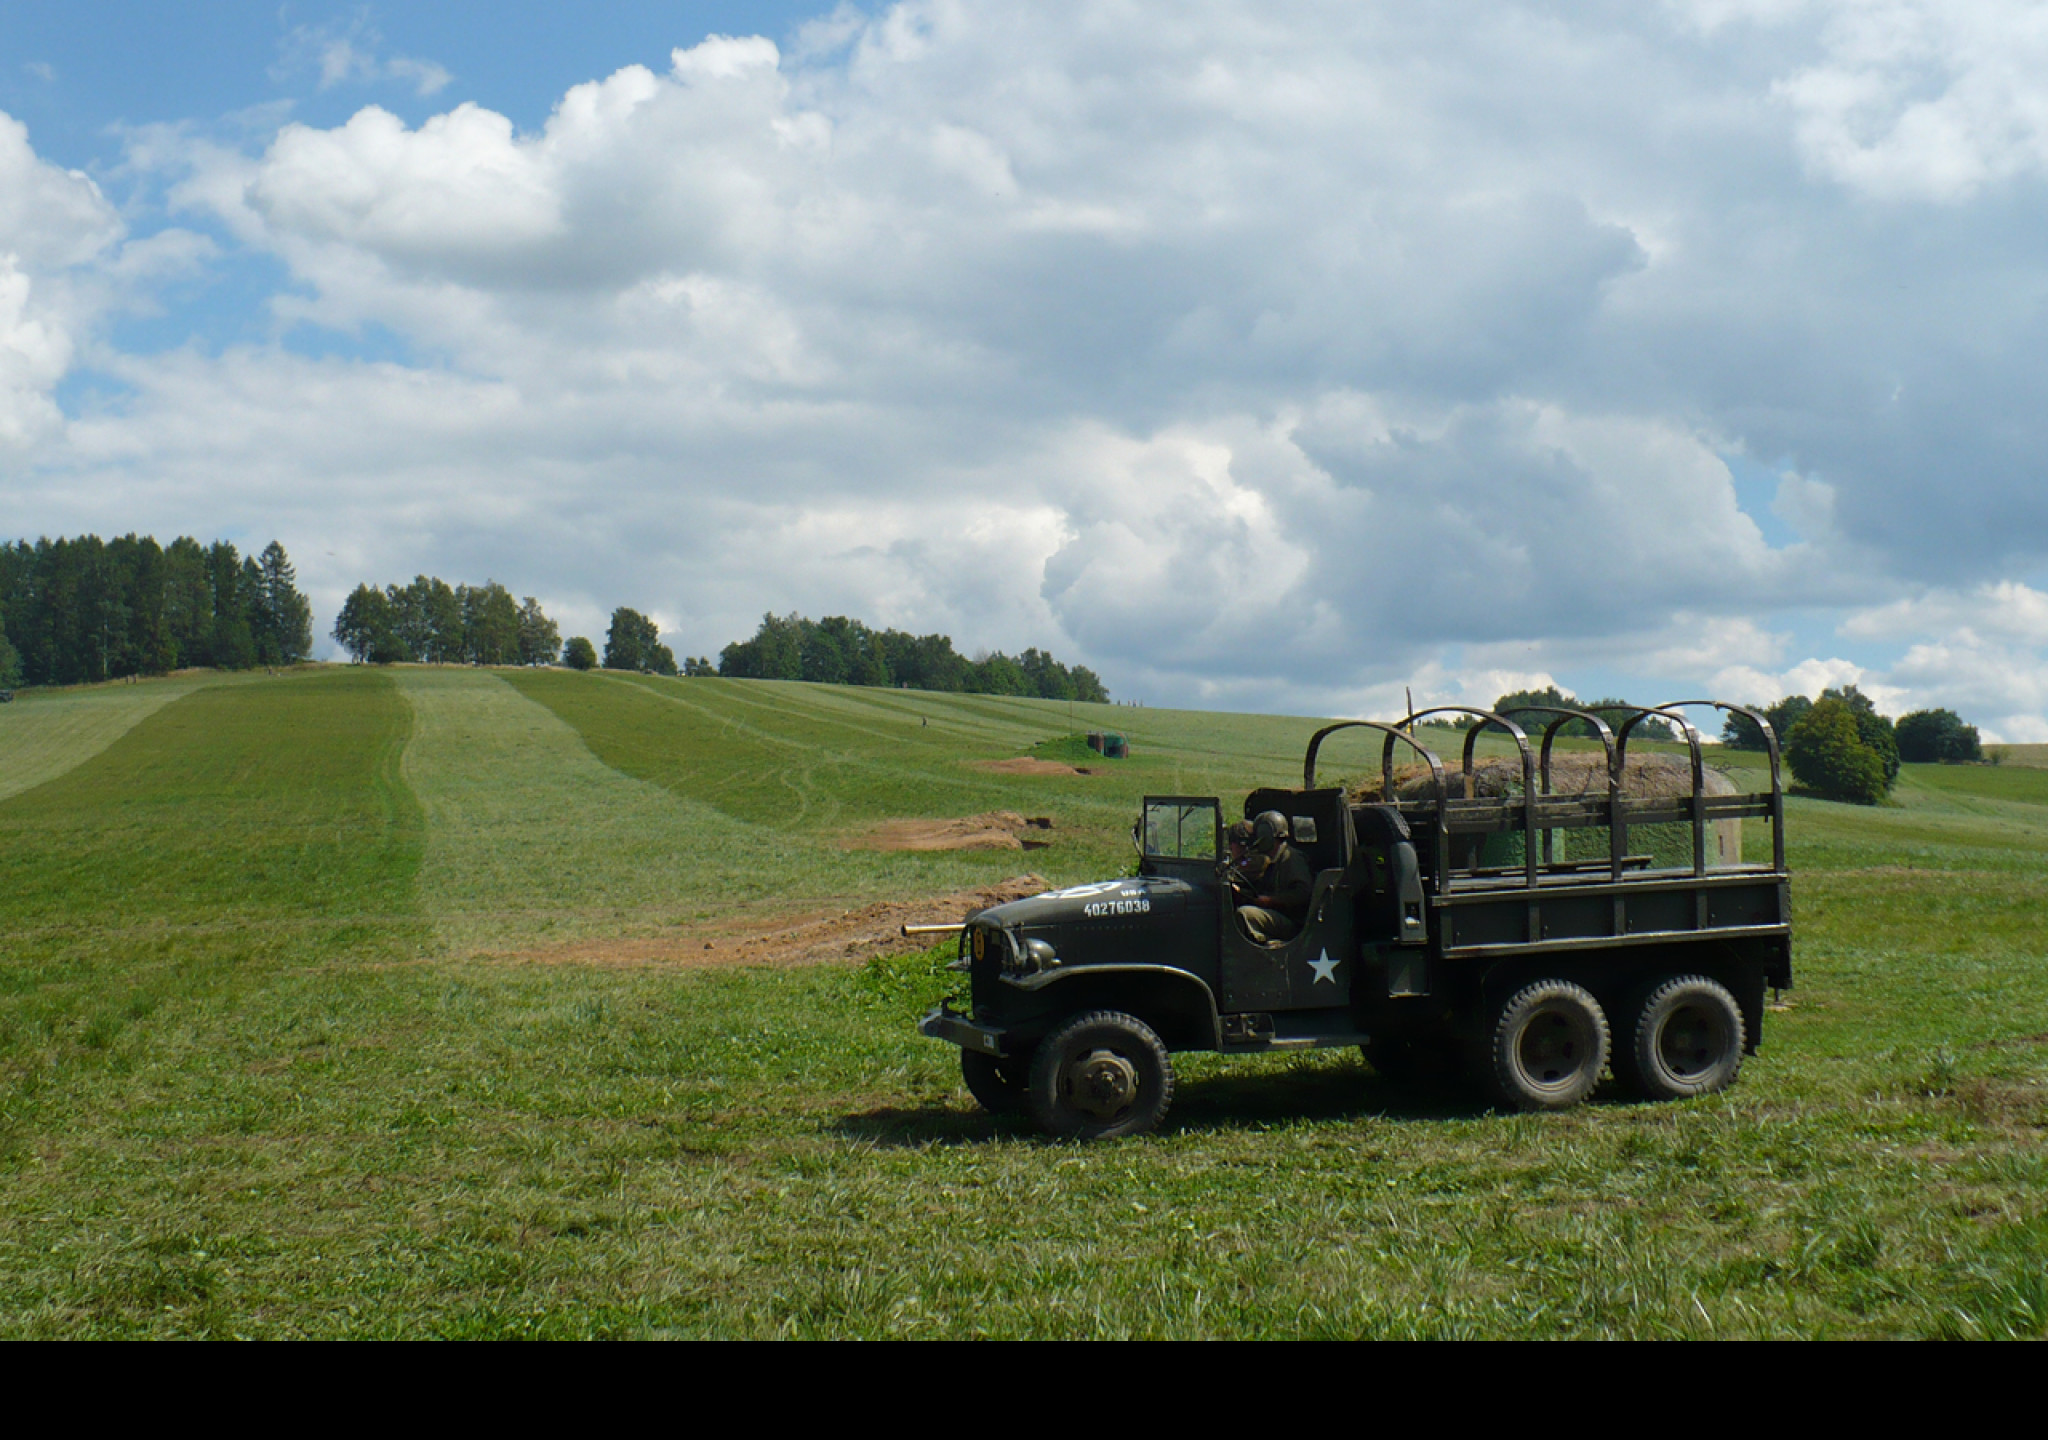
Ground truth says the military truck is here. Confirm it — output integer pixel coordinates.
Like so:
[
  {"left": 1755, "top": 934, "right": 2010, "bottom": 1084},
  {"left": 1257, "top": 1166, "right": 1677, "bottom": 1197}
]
[{"left": 917, "top": 702, "right": 1791, "bottom": 1138}]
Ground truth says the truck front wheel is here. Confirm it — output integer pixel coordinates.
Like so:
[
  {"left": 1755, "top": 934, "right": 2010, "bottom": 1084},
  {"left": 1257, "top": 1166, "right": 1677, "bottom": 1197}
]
[
  {"left": 1486, "top": 980, "right": 1610, "bottom": 1111},
  {"left": 1614, "top": 976, "right": 1745, "bottom": 1101},
  {"left": 961, "top": 1049, "right": 1030, "bottom": 1115},
  {"left": 1027, "top": 1010, "right": 1175, "bottom": 1140}
]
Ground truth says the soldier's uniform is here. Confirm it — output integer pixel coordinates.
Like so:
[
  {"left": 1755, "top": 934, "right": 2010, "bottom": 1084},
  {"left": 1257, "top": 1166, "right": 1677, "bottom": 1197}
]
[{"left": 1237, "top": 838, "right": 1314, "bottom": 945}]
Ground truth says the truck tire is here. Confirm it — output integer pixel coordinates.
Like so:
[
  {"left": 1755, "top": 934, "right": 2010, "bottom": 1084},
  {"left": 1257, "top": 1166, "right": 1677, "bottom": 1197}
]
[
  {"left": 1614, "top": 975, "right": 1745, "bottom": 1101},
  {"left": 961, "top": 1049, "right": 1029, "bottom": 1115},
  {"left": 1027, "top": 1010, "right": 1174, "bottom": 1140},
  {"left": 1485, "top": 980, "right": 1609, "bottom": 1111}
]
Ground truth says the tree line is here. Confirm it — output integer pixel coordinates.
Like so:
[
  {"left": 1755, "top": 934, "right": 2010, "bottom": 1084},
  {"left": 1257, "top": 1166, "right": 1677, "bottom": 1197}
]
[
  {"left": 716, "top": 612, "right": 1110, "bottom": 701},
  {"left": 0, "top": 534, "right": 312, "bottom": 688},
  {"left": 332, "top": 578, "right": 561, "bottom": 666}
]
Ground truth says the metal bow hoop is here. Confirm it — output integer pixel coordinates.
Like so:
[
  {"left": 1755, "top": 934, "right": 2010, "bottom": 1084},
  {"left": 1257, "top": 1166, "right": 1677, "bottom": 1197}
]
[
  {"left": 1301, "top": 718, "right": 1450, "bottom": 890},
  {"left": 1302, "top": 698, "right": 1786, "bottom": 888},
  {"left": 1653, "top": 700, "right": 1787, "bottom": 875}
]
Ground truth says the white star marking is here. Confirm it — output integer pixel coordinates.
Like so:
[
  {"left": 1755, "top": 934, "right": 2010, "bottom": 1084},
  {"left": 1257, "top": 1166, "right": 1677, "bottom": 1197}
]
[{"left": 1307, "top": 950, "right": 1340, "bottom": 985}]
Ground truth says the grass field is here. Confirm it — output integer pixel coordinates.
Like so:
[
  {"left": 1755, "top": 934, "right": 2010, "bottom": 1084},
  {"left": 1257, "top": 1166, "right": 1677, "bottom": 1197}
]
[{"left": 1, "top": 666, "right": 2043, "bottom": 1337}]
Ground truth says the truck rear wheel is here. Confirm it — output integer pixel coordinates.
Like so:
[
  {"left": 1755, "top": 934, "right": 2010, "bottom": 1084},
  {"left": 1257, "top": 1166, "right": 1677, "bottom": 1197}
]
[
  {"left": 1485, "top": 980, "right": 1609, "bottom": 1111},
  {"left": 961, "top": 1049, "right": 1029, "bottom": 1115},
  {"left": 1027, "top": 1010, "right": 1174, "bottom": 1140},
  {"left": 1614, "top": 975, "right": 1745, "bottom": 1100}
]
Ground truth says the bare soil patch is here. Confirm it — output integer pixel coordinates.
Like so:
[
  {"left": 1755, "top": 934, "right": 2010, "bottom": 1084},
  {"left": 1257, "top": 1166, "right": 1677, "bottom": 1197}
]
[
  {"left": 491, "top": 874, "right": 1049, "bottom": 970},
  {"left": 971, "top": 757, "right": 1096, "bottom": 776},
  {"left": 850, "top": 810, "right": 1057, "bottom": 852}
]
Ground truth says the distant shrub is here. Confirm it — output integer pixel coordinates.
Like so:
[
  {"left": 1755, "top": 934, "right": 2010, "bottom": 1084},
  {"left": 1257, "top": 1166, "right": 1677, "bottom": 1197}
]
[
  {"left": 563, "top": 636, "right": 597, "bottom": 671},
  {"left": 1785, "top": 699, "right": 1890, "bottom": 804},
  {"left": 1896, "top": 708, "right": 1982, "bottom": 764}
]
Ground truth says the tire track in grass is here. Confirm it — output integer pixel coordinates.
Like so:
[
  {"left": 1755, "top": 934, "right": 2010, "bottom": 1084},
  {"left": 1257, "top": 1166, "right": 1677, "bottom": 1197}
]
[
  {"left": 394, "top": 668, "right": 821, "bottom": 954},
  {"left": 0, "top": 674, "right": 214, "bottom": 803}
]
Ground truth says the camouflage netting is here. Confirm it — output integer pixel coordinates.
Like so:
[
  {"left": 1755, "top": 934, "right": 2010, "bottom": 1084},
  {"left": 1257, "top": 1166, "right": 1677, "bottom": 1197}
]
[{"left": 1345, "top": 753, "right": 1745, "bottom": 870}]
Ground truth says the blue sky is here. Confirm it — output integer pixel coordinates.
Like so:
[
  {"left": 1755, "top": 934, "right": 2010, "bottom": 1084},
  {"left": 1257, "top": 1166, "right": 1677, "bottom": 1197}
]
[
  {"left": 2, "top": 5, "right": 828, "bottom": 162},
  {"left": 5, "top": 1, "right": 2048, "bottom": 737}
]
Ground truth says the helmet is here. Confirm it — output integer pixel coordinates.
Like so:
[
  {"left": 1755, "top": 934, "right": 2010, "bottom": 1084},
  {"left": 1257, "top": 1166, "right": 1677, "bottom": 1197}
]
[{"left": 1251, "top": 810, "right": 1290, "bottom": 854}]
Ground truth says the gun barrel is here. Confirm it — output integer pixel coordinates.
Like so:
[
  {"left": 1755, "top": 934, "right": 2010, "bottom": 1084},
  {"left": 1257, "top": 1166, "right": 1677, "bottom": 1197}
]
[{"left": 900, "top": 922, "right": 967, "bottom": 937}]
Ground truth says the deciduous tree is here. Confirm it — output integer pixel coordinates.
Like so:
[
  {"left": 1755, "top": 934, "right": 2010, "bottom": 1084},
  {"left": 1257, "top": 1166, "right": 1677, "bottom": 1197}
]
[
  {"left": 604, "top": 608, "right": 675, "bottom": 674},
  {"left": 1785, "top": 699, "right": 1890, "bottom": 804},
  {"left": 517, "top": 597, "right": 560, "bottom": 666}
]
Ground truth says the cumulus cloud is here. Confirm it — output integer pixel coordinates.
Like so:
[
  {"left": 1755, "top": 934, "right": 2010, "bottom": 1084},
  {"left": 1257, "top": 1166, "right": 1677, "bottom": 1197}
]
[
  {"left": 0, "top": 113, "right": 121, "bottom": 450},
  {"left": 7, "top": 3, "right": 2048, "bottom": 731}
]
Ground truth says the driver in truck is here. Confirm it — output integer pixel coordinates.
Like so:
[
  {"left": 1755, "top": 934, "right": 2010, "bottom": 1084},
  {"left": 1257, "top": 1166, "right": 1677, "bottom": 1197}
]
[{"left": 1235, "top": 810, "right": 1314, "bottom": 945}]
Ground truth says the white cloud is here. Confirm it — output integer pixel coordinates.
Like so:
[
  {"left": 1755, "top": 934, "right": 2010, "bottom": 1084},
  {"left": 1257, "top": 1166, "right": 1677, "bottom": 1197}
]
[
  {"left": 1774, "top": 1, "right": 2048, "bottom": 202},
  {"left": 1841, "top": 579, "right": 2048, "bottom": 645},
  {"left": 0, "top": 257, "right": 69, "bottom": 450},
  {"left": 1825, "top": 579, "right": 2048, "bottom": 736},
  {"left": 0, "top": 113, "right": 122, "bottom": 450},
  {"left": 0, "top": 114, "right": 121, "bottom": 268},
  {"left": 251, "top": 104, "right": 565, "bottom": 262}
]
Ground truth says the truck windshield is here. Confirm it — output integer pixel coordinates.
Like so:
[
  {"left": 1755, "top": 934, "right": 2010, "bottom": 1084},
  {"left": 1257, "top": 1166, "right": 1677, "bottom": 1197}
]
[{"left": 1143, "top": 799, "right": 1220, "bottom": 861}]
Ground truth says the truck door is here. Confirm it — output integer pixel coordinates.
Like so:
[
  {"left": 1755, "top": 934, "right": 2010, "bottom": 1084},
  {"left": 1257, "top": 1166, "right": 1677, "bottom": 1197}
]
[
  {"left": 1220, "top": 871, "right": 1360, "bottom": 1012},
  {"left": 1284, "top": 875, "right": 1356, "bottom": 1009}
]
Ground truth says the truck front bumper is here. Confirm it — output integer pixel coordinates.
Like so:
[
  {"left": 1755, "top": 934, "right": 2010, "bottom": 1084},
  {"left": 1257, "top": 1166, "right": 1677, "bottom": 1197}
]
[{"left": 918, "top": 1005, "right": 1007, "bottom": 1058}]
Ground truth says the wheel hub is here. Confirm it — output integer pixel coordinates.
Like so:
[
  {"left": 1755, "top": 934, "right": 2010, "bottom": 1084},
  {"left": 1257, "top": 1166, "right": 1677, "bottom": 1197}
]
[
  {"left": 1063, "top": 1047, "right": 1139, "bottom": 1121},
  {"left": 1518, "top": 1010, "right": 1590, "bottom": 1087},
  {"left": 1658, "top": 1004, "right": 1725, "bottom": 1078}
]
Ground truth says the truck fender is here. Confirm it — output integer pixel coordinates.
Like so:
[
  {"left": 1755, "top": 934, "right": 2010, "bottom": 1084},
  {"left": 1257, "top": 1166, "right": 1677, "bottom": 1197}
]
[{"left": 1005, "top": 964, "right": 1222, "bottom": 1051}]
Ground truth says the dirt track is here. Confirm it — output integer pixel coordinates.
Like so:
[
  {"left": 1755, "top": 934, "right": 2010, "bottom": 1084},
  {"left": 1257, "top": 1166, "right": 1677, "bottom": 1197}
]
[
  {"left": 848, "top": 810, "right": 1055, "bottom": 851},
  {"left": 970, "top": 757, "right": 1097, "bottom": 775},
  {"left": 495, "top": 874, "right": 1049, "bottom": 970}
]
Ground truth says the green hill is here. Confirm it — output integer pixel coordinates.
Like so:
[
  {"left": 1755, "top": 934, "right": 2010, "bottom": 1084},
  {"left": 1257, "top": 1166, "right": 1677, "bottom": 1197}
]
[{"left": 0, "top": 665, "right": 2043, "bottom": 1337}]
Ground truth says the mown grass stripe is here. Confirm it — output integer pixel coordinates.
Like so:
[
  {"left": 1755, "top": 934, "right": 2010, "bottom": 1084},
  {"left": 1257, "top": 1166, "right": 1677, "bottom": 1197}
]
[
  {"left": 0, "top": 669, "right": 422, "bottom": 939},
  {"left": 0, "top": 674, "right": 215, "bottom": 804},
  {"left": 394, "top": 667, "right": 827, "bottom": 951}
]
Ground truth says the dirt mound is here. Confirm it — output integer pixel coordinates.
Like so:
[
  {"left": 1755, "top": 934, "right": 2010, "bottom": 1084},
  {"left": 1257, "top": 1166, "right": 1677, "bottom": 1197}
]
[
  {"left": 851, "top": 810, "right": 1056, "bottom": 851},
  {"left": 971, "top": 757, "right": 1095, "bottom": 776},
  {"left": 495, "top": 874, "right": 1049, "bottom": 970}
]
